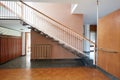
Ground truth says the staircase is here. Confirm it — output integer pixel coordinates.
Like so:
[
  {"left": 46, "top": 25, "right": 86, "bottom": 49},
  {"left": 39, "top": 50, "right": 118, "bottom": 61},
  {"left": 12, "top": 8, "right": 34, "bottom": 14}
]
[
  {"left": 31, "top": 27, "right": 94, "bottom": 66},
  {"left": 0, "top": 1, "right": 95, "bottom": 66}
]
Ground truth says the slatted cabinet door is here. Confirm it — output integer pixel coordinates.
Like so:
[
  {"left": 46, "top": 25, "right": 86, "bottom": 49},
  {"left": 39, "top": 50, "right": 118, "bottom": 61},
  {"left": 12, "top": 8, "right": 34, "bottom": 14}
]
[
  {"left": 4, "top": 37, "right": 8, "bottom": 62},
  {"left": 18, "top": 38, "right": 22, "bottom": 57},
  {"left": 0, "top": 36, "right": 22, "bottom": 64},
  {"left": 8, "top": 37, "right": 11, "bottom": 60},
  {"left": 0, "top": 37, "right": 6, "bottom": 63},
  {"left": 33, "top": 44, "right": 52, "bottom": 59}
]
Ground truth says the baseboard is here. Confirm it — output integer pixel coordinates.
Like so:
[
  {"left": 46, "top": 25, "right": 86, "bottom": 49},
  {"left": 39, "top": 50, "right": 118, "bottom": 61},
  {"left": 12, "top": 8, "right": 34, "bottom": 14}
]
[
  {"left": 31, "top": 59, "right": 85, "bottom": 66},
  {"left": 31, "top": 59, "right": 84, "bottom": 63},
  {"left": 96, "top": 66, "right": 119, "bottom": 80},
  {"left": 83, "top": 51, "right": 90, "bottom": 53},
  {"left": 31, "top": 58, "right": 94, "bottom": 67}
]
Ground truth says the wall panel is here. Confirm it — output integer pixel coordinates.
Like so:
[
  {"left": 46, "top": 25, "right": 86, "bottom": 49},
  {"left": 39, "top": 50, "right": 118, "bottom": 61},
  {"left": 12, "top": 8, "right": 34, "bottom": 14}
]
[
  {"left": 0, "top": 36, "right": 22, "bottom": 64},
  {"left": 98, "top": 9, "right": 120, "bottom": 79}
]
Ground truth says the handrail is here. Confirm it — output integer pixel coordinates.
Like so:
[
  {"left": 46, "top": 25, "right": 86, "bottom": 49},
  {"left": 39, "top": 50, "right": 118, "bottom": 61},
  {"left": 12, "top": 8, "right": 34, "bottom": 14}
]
[
  {"left": 97, "top": 48, "right": 119, "bottom": 53},
  {"left": 19, "top": 1, "right": 95, "bottom": 45}
]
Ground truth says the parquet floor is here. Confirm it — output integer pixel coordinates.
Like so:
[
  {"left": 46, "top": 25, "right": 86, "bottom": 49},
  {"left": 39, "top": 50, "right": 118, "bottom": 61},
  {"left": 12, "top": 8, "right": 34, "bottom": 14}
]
[{"left": 0, "top": 67, "right": 110, "bottom": 80}]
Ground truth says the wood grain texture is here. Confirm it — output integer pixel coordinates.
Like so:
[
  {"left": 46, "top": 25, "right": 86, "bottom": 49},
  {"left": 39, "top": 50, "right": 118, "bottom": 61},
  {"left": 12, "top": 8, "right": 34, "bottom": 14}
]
[
  {"left": 0, "top": 67, "right": 109, "bottom": 80},
  {"left": 98, "top": 9, "right": 120, "bottom": 79},
  {"left": 90, "top": 25, "right": 97, "bottom": 32},
  {"left": 0, "top": 36, "right": 22, "bottom": 64}
]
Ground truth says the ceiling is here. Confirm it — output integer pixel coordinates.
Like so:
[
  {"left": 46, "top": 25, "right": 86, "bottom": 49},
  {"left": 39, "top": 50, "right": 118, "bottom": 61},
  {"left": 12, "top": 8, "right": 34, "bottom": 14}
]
[
  {"left": 72, "top": 0, "right": 120, "bottom": 25},
  {"left": 71, "top": 0, "right": 97, "bottom": 25},
  {"left": 0, "top": 4, "right": 30, "bottom": 32},
  {"left": 0, "top": 20, "right": 30, "bottom": 32},
  {"left": 98, "top": 0, "right": 120, "bottom": 18}
]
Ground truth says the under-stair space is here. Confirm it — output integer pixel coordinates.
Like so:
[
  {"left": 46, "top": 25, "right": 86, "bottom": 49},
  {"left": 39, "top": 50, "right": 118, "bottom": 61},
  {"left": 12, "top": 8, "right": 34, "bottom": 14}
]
[{"left": 31, "top": 27, "right": 94, "bottom": 67}]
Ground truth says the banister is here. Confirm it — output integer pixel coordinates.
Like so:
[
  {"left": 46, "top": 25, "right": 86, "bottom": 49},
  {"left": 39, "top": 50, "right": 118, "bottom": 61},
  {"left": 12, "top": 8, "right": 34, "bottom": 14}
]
[
  {"left": 19, "top": 1, "right": 95, "bottom": 45},
  {"left": 0, "top": 1, "right": 21, "bottom": 19}
]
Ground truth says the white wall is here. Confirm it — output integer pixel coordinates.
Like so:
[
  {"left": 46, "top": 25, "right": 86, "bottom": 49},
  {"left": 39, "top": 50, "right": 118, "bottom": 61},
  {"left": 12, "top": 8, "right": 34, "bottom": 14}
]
[
  {"left": 90, "top": 31, "right": 96, "bottom": 64},
  {"left": 83, "top": 24, "right": 90, "bottom": 52},
  {"left": 22, "top": 32, "right": 26, "bottom": 55}
]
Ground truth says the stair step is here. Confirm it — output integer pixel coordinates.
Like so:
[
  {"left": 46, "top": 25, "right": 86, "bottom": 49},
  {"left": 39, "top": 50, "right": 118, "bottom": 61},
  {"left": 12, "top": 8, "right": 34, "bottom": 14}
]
[
  {"left": 49, "top": 37, "right": 54, "bottom": 40},
  {"left": 58, "top": 42, "right": 64, "bottom": 46},
  {"left": 45, "top": 35, "right": 49, "bottom": 38},
  {"left": 40, "top": 32, "right": 45, "bottom": 35},
  {"left": 81, "top": 57, "right": 93, "bottom": 67},
  {"left": 52, "top": 40, "right": 59, "bottom": 42},
  {"left": 27, "top": 26, "right": 32, "bottom": 29},
  {"left": 34, "top": 28, "right": 39, "bottom": 32},
  {"left": 90, "top": 50, "right": 94, "bottom": 52},
  {"left": 20, "top": 20, "right": 29, "bottom": 26},
  {"left": 73, "top": 52, "right": 82, "bottom": 57},
  {"left": 60, "top": 44, "right": 85, "bottom": 58},
  {"left": 90, "top": 45, "right": 94, "bottom": 47}
]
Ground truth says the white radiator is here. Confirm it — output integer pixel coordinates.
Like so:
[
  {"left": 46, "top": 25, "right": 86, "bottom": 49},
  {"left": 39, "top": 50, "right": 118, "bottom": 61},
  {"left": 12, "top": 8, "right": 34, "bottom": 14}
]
[{"left": 32, "top": 44, "right": 52, "bottom": 59}]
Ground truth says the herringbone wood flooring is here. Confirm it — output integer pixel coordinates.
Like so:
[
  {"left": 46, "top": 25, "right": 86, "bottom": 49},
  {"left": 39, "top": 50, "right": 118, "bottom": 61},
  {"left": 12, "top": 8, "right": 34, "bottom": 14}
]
[{"left": 0, "top": 67, "right": 110, "bottom": 80}]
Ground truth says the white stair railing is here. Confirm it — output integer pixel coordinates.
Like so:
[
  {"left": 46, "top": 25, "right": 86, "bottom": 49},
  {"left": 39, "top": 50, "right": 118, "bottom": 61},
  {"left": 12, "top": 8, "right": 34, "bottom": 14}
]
[{"left": 0, "top": 1, "right": 21, "bottom": 19}]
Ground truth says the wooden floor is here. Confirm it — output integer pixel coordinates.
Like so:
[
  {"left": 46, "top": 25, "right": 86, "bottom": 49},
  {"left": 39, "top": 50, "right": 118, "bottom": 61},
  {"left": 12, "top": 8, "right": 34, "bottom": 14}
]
[{"left": 0, "top": 67, "right": 110, "bottom": 80}]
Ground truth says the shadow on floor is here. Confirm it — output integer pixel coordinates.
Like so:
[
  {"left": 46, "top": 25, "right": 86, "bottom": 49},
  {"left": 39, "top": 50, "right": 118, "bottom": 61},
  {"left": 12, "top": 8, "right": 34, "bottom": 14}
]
[{"left": 0, "top": 55, "right": 86, "bottom": 69}]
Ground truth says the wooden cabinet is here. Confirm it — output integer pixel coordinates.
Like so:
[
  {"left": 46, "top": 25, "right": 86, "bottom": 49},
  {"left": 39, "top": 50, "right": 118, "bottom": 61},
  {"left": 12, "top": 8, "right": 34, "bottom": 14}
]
[{"left": 0, "top": 36, "right": 22, "bottom": 64}]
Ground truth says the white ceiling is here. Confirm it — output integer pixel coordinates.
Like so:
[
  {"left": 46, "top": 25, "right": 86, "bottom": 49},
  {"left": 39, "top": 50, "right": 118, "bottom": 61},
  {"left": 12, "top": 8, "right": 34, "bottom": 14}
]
[
  {"left": 0, "top": 20, "right": 30, "bottom": 32},
  {"left": 72, "top": 0, "right": 120, "bottom": 25},
  {"left": 71, "top": 0, "right": 97, "bottom": 25},
  {"left": 98, "top": 0, "right": 120, "bottom": 18},
  {"left": 0, "top": 6, "right": 30, "bottom": 32}
]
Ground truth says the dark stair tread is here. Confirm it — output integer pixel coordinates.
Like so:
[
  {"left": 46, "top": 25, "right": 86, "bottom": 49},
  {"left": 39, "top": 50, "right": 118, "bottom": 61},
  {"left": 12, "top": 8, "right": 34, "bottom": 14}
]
[
  {"left": 90, "top": 45, "right": 94, "bottom": 47},
  {"left": 90, "top": 50, "right": 94, "bottom": 52},
  {"left": 52, "top": 40, "right": 59, "bottom": 42}
]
